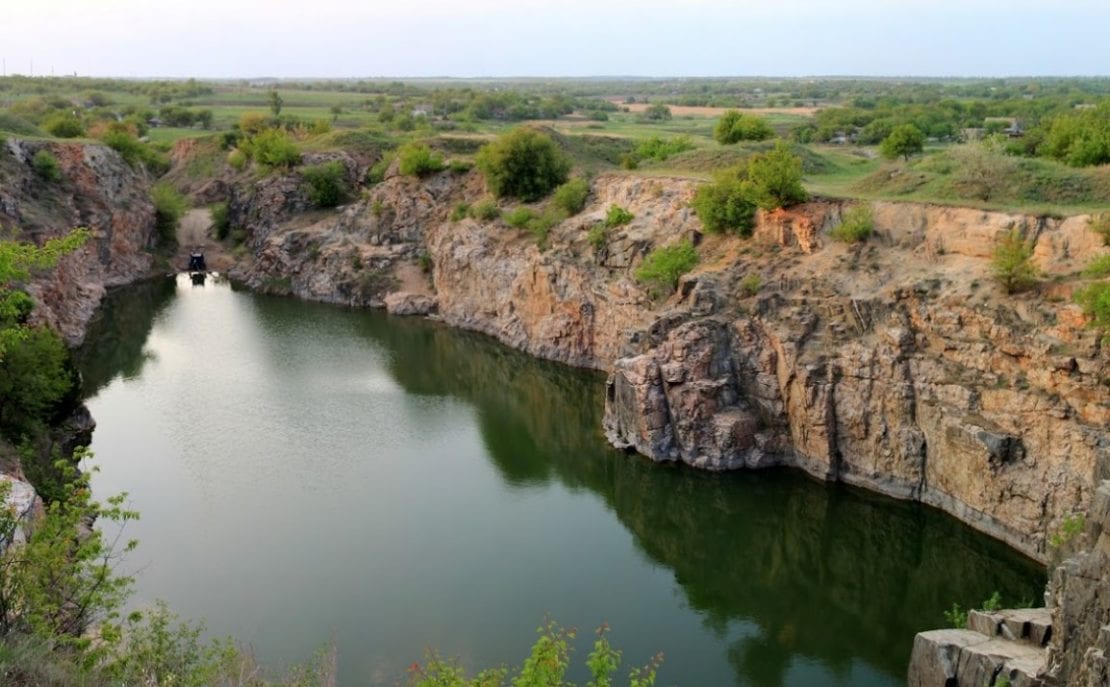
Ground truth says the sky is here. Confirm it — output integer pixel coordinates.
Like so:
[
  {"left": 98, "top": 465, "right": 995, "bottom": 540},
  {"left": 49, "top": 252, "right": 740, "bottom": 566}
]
[{"left": 1, "top": 0, "right": 1107, "bottom": 79}]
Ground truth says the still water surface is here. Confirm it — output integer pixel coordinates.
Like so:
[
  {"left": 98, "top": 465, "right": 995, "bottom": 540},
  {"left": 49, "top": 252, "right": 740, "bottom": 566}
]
[{"left": 79, "top": 275, "right": 1045, "bottom": 687}]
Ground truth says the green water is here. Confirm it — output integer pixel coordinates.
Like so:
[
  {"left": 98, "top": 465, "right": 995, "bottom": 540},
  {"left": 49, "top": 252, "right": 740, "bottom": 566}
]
[{"left": 79, "top": 275, "right": 1045, "bottom": 687}]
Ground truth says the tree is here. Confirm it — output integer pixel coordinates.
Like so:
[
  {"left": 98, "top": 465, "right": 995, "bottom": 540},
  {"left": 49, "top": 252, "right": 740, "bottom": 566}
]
[
  {"left": 991, "top": 230, "right": 1039, "bottom": 294},
  {"left": 949, "top": 137, "right": 1019, "bottom": 201},
  {"left": 880, "top": 124, "right": 925, "bottom": 161},
  {"left": 475, "top": 127, "right": 570, "bottom": 201},
  {"left": 642, "top": 104, "right": 672, "bottom": 121},
  {"left": 267, "top": 89, "right": 283, "bottom": 117},
  {"left": 714, "top": 110, "right": 774, "bottom": 144},
  {"left": 746, "top": 140, "right": 808, "bottom": 209}
]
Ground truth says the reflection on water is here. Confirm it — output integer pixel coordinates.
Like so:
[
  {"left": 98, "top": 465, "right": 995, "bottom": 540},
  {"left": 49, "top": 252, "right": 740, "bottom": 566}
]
[{"left": 81, "top": 277, "right": 1044, "bottom": 687}]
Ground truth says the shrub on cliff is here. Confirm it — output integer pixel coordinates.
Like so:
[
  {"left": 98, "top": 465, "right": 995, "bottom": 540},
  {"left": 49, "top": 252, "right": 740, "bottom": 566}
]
[
  {"left": 301, "top": 161, "right": 350, "bottom": 208},
  {"left": 248, "top": 129, "right": 300, "bottom": 169},
  {"left": 100, "top": 129, "right": 170, "bottom": 176},
  {"left": 991, "top": 230, "right": 1039, "bottom": 294},
  {"left": 151, "top": 183, "right": 186, "bottom": 249},
  {"left": 1075, "top": 282, "right": 1110, "bottom": 332},
  {"left": 635, "top": 240, "right": 699, "bottom": 296},
  {"left": 0, "top": 229, "right": 87, "bottom": 440},
  {"left": 714, "top": 110, "right": 774, "bottom": 144},
  {"left": 552, "top": 178, "right": 590, "bottom": 216},
  {"left": 829, "top": 205, "right": 874, "bottom": 243},
  {"left": 397, "top": 141, "right": 445, "bottom": 178},
  {"left": 476, "top": 127, "right": 570, "bottom": 202},
  {"left": 605, "top": 204, "right": 634, "bottom": 228},
  {"left": 42, "top": 113, "right": 85, "bottom": 139},
  {"left": 210, "top": 202, "right": 232, "bottom": 240},
  {"left": 746, "top": 140, "right": 808, "bottom": 208},
  {"left": 31, "top": 150, "right": 62, "bottom": 181},
  {"left": 468, "top": 198, "right": 500, "bottom": 221},
  {"left": 1090, "top": 213, "right": 1110, "bottom": 246},
  {"left": 691, "top": 173, "right": 758, "bottom": 235},
  {"left": 692, "top": 141, "right": 807, "bottom": 235}
]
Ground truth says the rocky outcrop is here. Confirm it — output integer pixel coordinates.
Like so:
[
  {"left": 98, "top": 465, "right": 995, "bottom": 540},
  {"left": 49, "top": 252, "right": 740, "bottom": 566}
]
[
  {"left": 220, "top": 163, "right": 1109, "bottom": 562},
  {"left": 0, "top": 138, "right": 159, "bottom": 344}
]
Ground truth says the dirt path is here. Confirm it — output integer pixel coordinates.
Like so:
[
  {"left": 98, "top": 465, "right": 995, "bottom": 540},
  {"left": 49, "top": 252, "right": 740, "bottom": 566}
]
[{"left": 175, "top": 208, "right": 234, "bottom": 272}]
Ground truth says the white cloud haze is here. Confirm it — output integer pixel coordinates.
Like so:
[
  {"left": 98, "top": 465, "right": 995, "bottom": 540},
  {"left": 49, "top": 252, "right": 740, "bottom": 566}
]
[{"left": 0, "top": 0, "right": 1106, "bottom": 77}]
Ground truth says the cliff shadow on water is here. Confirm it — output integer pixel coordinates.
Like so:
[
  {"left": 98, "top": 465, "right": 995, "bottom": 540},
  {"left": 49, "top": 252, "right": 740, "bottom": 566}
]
[
  {"left": 75, "top": 276, "right": 178, "bottom": 398},
  {"left": 80, "top": 281, "right": 1046, "bottom": 687},
  {"left": 238, "top": 288, "right": 1046, "bottom": 686}
]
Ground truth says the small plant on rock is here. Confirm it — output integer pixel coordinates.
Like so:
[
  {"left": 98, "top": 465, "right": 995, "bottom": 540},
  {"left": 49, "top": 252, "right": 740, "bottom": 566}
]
[
  {"left": 605, "top": 204, "right": 634, "bottom": 228},
  {"left": 635, "top": 240, "right": 699, "bottom": 297},
  {"left": 830, "top": 204, "right": 874, "bottom": 243},
  {"left": 31, "top": 149, "right": 61, "bottom": 181},
  {"left": 991, "top": 230, "right": 1039, "bottom": 294}
]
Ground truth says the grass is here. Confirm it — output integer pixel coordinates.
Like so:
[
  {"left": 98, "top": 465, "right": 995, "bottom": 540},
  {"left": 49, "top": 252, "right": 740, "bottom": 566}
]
[{"left": 808, "top": 144, "right": 1110, "bottom": 215}]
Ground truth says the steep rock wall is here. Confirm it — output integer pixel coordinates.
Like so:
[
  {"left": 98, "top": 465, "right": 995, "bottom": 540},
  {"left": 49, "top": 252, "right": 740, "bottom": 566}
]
[
  {"left": 0, "top": 138, "right": 158, "bottom": 344},
  {"left": 220, "top": 166, "right": 1108, "bottom": 562}
]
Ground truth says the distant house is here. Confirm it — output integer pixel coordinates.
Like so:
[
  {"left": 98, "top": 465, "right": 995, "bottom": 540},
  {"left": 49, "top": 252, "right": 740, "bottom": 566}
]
[
  {"left": 411, "top": 104, "right": 433, "bottom": 118},
  {"left": 147, "top": 116, "right": 163, "bottom": 128}
]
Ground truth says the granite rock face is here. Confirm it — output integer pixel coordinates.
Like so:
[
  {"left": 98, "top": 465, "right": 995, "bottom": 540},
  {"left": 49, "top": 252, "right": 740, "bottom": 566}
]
[
  {"left": 217, "top": 163, "right": 1109, "bottom": 563},
  {"left": 0, "top": 139, "right": 159, "bottom": 344}
]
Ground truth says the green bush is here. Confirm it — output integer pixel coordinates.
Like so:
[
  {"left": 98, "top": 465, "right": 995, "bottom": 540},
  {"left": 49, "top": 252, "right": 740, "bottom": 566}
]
[
  {"left": 1083, "top": 254, "right": 1110, "bottom": 279},
  {"left": 634, "top": 135, "right": 696, "bottom": 162},
  {"left": 42, "top": 113, "right": 85, "bottom": 139},
  {"left": 100, "top": 130, "right": 170, "bottom": 175},
  {"left": 739, "top": 274, "right": 762, "bottom": 297},
  {"left": 605, "top": 204, "right": 634, "bottom": 228},
  {"left": 746, "top": 140, "right": 808, "bottom": 208},
  {"left": 227, "top": 149, "right": 248, "bottom": 171},
  {"left": 397, "top": 141, "right": 445, "bottom": 177},
  {"left": 365, "top": 154, "right": 392, "bottom": 184},
  {"left": 714, "top": 110, "right": 774, "bottom": 144},
  {"left": 1075, "top": 282, "right": 1110, "bottom": 331},
  {"left": 1040, "top": 102, "right": 1110, "bottom": 167},
  {"left": 642, "top": 103, "right": 672, "bottom": 121},
  {"left": 406, "top": 622, "right": 660, "bottom": 687},
  {"left": 469, "top": 198, "right": 500, "bottom": 221},
  {"left": 503, "top": 207, "right": 536, "bottom": 228},
  {"left": 151, "top": 183, "right": 186, "bottom": 249},
  {"left": 991, "top": 230, "right": 1039, "bottom": 294},
  {"left": 31, "top": 149, "right": 61, "bottom": 181},
  {"left": 448, "top": 159, "right": 473, "bottom": 174},
  {"left": 830, "top": 205, "right": 874, "bottom": 243},
  {"left": 251, "top": 128, "right": 301, "bottom": 168},
  {"left": 450, "top": 202, "right": 470, "bottom": 221},
  {"left": 691, "top": 174, "right": 758, "bottom": 235},
  {"left": 1090, "top": 213, "right": 1110, "bottom": 246},
  {"left": 552, "top": 178, "right": 590, "bottom": 215},
  {"left": 635, "top": 240, "right": 699, "bottom": 296},
  {"left": 476, "top": 127, "right": 570, "bottom": 201},
  {"left": 587, "top": 223, "right": 606, "bottom": 250},
  {"left": 301, "top": 161, "right": 350, "bottom": 208},
  {"left": 503, "top": 207, "right": 563, "bottom": 246},
  {"left": 210, "top": 202, "right": 231, "bottom": 240}
]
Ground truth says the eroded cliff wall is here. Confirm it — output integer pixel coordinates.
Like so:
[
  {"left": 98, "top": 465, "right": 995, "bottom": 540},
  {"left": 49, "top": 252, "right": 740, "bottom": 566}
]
[
  {"left": 0, "top": 138, "right": 158, "bottom": 344},
  {"left": 226, "top": 165, "right": 1108, "bottom": 563}
]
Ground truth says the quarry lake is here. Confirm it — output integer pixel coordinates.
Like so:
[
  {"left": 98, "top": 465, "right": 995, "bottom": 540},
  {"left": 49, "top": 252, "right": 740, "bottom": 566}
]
[{"left": 79, "top": 275, "right": 1045, "bottom": 687}]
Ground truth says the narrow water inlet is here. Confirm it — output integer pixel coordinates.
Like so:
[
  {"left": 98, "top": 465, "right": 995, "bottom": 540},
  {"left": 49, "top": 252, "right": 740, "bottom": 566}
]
[{"left": 78, "top": 275, "right": 1045, "bottom": 687}]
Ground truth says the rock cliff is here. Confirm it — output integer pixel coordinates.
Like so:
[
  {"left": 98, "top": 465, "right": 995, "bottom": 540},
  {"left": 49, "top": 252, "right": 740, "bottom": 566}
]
[
  {"left": 0, "top": 138, "right": 159, "bottom": 344},
  {"left": 224, "top": 166, "right": 1108, "bottom": 564}
]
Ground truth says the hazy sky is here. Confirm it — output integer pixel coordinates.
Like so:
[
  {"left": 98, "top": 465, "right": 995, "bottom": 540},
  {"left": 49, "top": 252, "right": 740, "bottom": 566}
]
[{"left": 2, "top": 0, "right": 1107, "bottom": 78}]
